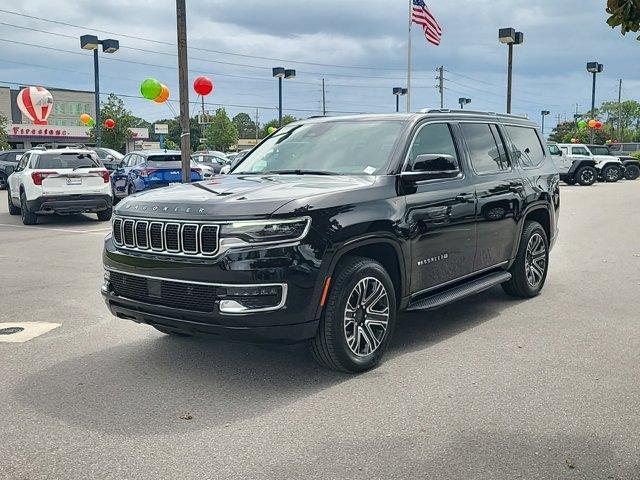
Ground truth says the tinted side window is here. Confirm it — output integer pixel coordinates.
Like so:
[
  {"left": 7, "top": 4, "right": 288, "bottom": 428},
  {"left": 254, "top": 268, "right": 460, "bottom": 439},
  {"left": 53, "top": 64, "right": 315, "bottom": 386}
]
[
  {"left": 622, "top": 144, "right": 639, "bottom": 152},
  {"left": 460, "top": 123, "right": 510, "bottom": 174},
  {"left": 572, "top": 147, "right": 589, "bottom": 156},
  {"left": 505, "top": 126, "right": 545, "bottom": 168},
  {"left": 406, "top": 123, "right": 458, "bottom": 171}
]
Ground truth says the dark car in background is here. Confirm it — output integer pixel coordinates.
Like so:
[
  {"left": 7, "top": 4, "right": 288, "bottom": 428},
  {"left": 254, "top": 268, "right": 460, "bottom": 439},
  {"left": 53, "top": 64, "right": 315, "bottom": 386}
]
[
  {"left": 0, "top": 149, "right": 27, "bottom": 190},
  {"left": 589, "top": 144, "right": 640, "bottom": 180},
  {"left": 110, "top": 150, "right": 203, "bottom": 200}
]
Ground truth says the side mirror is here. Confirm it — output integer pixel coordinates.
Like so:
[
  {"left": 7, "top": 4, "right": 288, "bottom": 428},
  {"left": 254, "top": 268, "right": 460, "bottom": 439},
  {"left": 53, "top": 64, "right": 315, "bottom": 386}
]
[{"left": 403, "top": 154, "right": 460, "bottom": 181}]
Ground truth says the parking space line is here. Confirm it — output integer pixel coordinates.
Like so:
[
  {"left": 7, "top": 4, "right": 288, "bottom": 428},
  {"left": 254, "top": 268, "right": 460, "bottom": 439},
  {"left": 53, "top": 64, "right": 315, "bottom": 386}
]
[{"left": 0, "top": 223, "right": 110, "bottom": 235}]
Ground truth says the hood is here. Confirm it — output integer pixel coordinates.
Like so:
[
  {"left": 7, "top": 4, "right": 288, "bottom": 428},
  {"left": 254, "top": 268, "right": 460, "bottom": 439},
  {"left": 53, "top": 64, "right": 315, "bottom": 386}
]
[{"left": 115, "top": 173, "right": 377, "bottom": 220}]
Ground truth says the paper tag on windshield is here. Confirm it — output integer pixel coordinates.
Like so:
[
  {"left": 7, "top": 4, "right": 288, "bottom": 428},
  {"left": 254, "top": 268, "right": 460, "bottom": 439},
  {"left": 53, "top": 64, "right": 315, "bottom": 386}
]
[{"left": 363, "top": 166, "right": 376, "bottom": 175}]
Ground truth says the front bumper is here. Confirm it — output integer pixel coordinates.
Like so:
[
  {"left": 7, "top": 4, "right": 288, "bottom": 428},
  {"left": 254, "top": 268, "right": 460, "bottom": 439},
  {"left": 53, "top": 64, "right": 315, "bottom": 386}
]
[
  {"left": 28, "top": 194, "right": 112, "bottom": 214},
  {"left": 102, "top": 235, "right": 326, "bottom": 344}
]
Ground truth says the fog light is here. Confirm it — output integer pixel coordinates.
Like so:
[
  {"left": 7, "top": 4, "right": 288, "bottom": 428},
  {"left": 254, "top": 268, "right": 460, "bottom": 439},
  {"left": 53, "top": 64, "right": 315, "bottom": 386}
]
[{"left": 218, "top": 284, "right": 287, "bottom": 314}]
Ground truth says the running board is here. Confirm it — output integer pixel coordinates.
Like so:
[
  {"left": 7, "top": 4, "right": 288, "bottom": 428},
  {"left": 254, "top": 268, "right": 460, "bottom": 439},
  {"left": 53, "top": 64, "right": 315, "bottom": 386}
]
[{"left": 406, "top": 271, "right": 512, "bottom": 312}]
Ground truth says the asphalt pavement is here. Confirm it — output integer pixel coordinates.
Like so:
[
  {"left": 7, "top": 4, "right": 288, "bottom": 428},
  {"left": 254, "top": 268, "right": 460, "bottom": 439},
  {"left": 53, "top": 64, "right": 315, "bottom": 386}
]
[{"left": 0, "top": 182, "right": 639, "bottom": 480}]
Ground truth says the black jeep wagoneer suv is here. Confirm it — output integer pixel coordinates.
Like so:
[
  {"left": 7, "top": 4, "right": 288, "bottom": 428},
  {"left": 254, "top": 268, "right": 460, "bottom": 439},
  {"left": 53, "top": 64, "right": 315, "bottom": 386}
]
[{"left": 102, "top": 110, "right": 560, "bottom": 372}]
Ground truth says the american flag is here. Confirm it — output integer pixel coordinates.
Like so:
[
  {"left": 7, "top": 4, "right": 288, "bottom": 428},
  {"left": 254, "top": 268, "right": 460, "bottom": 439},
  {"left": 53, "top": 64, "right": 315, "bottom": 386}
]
[{"left": 411, "top": 0, "right": 442, "bottom": 46}]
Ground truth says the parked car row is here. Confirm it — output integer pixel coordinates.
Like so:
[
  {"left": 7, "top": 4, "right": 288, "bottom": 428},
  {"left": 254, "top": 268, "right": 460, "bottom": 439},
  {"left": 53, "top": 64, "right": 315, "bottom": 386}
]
[{"left": 549, "top": 142, "right": 640, "bottom": 185}]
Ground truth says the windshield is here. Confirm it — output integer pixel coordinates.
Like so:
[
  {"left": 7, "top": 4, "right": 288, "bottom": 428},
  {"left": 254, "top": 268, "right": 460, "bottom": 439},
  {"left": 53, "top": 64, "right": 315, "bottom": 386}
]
[
  {"left": 548, "top": 144, "right": 561, "bottom": 155},
  {"left": 35, "top": 152, "right": 100, "bottom": 169},
  {"left": 193, "top": 155, "right": 226, "bottom": 165},
  {"left": 233, "top": 120, "right": 404, "bottom": 175},
  {"left": 100, "top": 148, "right": 124, "bottom": 160}
]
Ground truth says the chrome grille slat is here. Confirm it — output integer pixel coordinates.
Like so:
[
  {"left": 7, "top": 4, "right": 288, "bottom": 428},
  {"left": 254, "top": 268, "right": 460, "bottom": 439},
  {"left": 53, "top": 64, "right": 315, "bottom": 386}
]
[{"left": 112, "top": 216, "right": 219, "bottom": 258}]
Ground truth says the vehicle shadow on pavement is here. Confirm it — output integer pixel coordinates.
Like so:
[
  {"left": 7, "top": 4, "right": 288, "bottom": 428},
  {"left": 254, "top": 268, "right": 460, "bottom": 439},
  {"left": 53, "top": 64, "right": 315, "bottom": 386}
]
[{"left": 14, "top": 287, "right": 522, "bottom": 436}]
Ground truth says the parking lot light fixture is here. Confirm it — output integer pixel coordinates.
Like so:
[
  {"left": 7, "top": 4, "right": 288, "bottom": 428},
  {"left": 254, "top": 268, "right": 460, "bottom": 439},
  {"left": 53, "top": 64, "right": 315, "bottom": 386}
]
[
  {"left": 458, "top": 97, "right": 471, "bottom": 109},
  {"left": 499, "top": 27, "right": 524, "bottom": 114},
  {"left": 586, "top": 62, "right": 604, "bottom": 143},
  {"left": 541, "top": 110, "right": 550, "bottom": 135},
  {"left": 273, "top": 67, "right": 296, "bottom": 126},
  {"left": 393, "top": 87, "right": 408, "bottom": 112},
  {"left": 80, "top": 34, "right": 120, "bottom": 147}
]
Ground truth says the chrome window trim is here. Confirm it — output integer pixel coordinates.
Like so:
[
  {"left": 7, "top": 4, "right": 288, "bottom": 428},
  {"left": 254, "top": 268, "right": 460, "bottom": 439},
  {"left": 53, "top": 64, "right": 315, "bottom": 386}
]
[{"left": 105, "top": 267, "right": 288, "bottom": 315}]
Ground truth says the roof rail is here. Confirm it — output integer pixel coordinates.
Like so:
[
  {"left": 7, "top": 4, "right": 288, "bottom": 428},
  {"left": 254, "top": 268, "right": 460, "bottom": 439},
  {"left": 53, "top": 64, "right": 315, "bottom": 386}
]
[{"left": 418, "top": 108, "right": 529, "bottom": 120}]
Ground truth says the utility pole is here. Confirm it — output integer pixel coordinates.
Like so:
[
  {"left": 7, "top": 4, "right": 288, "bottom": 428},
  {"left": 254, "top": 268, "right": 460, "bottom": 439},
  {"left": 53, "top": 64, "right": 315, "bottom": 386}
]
[
  {"left": 176, "top": 0, "right": 191, "bottom": 183},
  {"left": 322, "top": 78, "right": 326, "bottom": 116},
  {"left": 618, "top": 79, "right": 623, "bottom": 140},
  {"left": 437, "top": 66, "right": 444, "bottom": 108},
  {"left": 255, "top": 108, "right": 259, "bottom": 142}
]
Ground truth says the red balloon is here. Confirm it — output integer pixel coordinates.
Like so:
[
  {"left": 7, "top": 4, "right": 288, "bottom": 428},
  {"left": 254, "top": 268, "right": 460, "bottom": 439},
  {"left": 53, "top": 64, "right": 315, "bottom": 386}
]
[
  {"left": 193, "top": 76, "right": 214, "bottom": 96},
  {"left": 594, "top": 121, "right": 603, "bottom": 129},
  {"left": 104, "top": 118, "right": 116, "bottom": 129}
]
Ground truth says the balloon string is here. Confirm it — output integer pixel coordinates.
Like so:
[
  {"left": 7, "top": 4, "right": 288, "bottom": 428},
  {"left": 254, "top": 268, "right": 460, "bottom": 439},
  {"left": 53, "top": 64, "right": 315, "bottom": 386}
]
[
  {"left": 166, "top": 101, "right": 178, "bottom": 118},
  {"left": 190, "top": 94, "right": 200, "bottom": 118}
]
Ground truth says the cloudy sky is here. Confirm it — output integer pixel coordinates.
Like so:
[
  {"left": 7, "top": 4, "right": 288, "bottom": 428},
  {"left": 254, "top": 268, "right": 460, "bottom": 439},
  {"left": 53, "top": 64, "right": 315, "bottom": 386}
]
[{"left": 0, "top": 0, "right": 638, "bottom": 132}]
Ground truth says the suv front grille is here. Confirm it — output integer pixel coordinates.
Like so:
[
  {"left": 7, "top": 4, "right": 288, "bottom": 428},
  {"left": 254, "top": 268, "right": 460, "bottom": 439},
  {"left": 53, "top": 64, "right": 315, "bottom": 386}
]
[{"left": 112, "top": 217, "right": 219, "bottom": 257}]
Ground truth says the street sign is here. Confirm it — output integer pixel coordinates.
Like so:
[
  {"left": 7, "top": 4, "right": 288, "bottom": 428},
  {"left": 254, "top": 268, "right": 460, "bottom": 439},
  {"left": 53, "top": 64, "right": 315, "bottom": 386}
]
[{"left": 154, "top": 123, "right": 169, "bottom": 135}]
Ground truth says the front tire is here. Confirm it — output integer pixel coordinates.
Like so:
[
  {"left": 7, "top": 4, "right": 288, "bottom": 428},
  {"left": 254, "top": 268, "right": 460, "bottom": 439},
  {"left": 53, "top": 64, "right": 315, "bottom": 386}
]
[
  {"left": 602, "top": 165, "right": 622, "bottom": 183},
  {"left": 310, "top": 256, "right": 396, "bottom": 373},
  {"left": 7, "top": 185, "right": 20, "bottom": 215},
  {"left": 20, "top": 191, "right": 37, "bottom": 225},
  {"left": 576, "top": 166, "right": 597, "bottom": 186},
  {"left": 624, "top": 164, "right": 640, "bottom": 180},
  {"left": 503, "top": 221, "right": 549, "bottom": 298}
]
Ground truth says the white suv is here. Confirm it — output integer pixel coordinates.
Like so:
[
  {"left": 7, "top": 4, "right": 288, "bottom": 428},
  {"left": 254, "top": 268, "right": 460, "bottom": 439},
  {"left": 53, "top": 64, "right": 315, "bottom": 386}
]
[
  {"left": 557, "top": 143, "right": 625, "bottom": 182},
  {"left": 6, "top": 148, "right": 113, "bottom": 225}
]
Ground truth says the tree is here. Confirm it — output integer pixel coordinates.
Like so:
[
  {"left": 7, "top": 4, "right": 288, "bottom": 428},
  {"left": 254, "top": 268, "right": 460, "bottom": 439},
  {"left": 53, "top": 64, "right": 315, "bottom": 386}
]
[
  {"left": 0, "top": 113, "right": 10, "bottom": 150},
  {"left": 232, "top": 112, "right": 257, "bottom": 139},
  {"left": 260, "top": 115, "right": 297, "bottom": 137},
  {"left": 92, "top": 93, "right": 134, "bottom": 152},
  {"left": 606, "top": 0, "right": 640, "bottom": 39},
  {"left": 164, "top": 139, "right": 179, "bottom": 150},
  {"left": 204, "top": 108, "right": 238, "bottom": 151},
  {"left": 152, "top": 117, "right": 203, "bottom": 152}
]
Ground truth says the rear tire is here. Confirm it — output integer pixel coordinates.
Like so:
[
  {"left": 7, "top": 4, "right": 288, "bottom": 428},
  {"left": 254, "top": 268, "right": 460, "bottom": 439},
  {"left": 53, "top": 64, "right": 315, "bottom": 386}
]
[
  {"left": 310, "top": 256, "right": 396, "bottom": 373},
  {"left": 602, "top": 165, "right": 622, "bottom": 182},
  {"left": 20, "top": 191, "right": 37, "bottom": 225},
  {"left": 502, "top": 221, "right": 549, "bottom": 298},
  {"left": 97, "top": 207, "right": 113, "bottom": 221},
  {"left": 7, "top": 185, "right": 20, "bottom": 215},
  {"left": 624, "top": 164, "right": 640, "bottom": 180},
  {"left": 576, "top": 166, "right": 597, "bottom": 186}
]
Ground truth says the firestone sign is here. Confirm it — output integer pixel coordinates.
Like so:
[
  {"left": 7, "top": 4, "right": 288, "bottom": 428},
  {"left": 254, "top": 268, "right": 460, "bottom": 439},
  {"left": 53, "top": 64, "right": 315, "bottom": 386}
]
[{"left": 8, "top": 124, "right": 149, "bottom": 139}]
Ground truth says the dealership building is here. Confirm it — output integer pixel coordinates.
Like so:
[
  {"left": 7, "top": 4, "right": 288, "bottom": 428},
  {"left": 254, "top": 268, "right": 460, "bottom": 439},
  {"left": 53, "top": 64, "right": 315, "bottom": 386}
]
[{"left": 0, "top": 86, "right": 148, "bottom": 151}]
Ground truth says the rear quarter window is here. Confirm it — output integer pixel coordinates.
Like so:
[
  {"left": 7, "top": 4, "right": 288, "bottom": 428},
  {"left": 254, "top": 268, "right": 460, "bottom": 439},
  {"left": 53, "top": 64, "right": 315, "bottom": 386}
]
[{"left": 505, "top": 125, "right": 545, "bottom": 168}]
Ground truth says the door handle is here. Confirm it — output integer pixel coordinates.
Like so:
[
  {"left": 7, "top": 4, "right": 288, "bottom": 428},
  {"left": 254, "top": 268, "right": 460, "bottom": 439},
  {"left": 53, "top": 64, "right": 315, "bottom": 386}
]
[{"left": 456, "top": 193, "right": 475, "bottom": 203}]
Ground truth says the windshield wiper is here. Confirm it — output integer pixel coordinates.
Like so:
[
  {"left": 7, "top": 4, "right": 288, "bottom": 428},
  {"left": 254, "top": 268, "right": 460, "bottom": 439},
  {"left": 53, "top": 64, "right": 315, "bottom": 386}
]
[{"left": 265, "top": 169, "right": 339, "bottom": 176}]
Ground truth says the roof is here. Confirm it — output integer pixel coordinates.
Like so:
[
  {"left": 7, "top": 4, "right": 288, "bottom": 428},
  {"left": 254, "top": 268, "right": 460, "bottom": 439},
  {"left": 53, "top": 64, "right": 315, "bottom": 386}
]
[
  {"left": 134, "top": 149, "right": 182, "bottom": 156},
  {"left": 26, "top": 148, "right": 95, "bottom": 155}
]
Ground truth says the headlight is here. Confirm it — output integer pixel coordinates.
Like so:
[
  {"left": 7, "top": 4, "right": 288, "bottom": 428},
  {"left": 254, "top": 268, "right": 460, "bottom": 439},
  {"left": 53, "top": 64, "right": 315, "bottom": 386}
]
[{"left": 220, "top": 217, "right": 311, "bottom": 246}]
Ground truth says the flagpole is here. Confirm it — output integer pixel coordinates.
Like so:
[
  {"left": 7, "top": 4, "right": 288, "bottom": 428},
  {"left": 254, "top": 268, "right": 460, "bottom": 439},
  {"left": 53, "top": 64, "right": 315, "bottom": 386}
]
[{"left": 407, "top": 0, "right": 412, "bottom": 112}]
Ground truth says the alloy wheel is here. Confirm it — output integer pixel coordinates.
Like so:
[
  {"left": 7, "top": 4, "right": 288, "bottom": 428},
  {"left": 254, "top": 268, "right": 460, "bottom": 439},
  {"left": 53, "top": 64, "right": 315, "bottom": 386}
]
[
  {"left": 525, "top": 233, "right": 547, "bottom": 287},
  {"left": 343, "top": 277, "right": 390, "bottom": 357},
  {"left": 581, "top": 169, "right": 595, "bottom": 184},
  {"left": 605, "top": 168, "right": 620, "bottom": 181}
]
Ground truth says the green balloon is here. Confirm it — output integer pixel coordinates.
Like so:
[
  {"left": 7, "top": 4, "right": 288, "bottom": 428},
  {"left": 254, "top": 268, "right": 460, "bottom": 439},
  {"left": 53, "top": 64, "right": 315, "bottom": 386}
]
[
  {"left": 268, "top": 126, "right": 277, "bottom": 134},
  {"left": 87, "top": 118, "right": 95, "bottom": 126},
  {"left": 140, "top": 78, "right": 162, "bottom": 100},
  {"left": 578, "top": 120, "right": 588, "bottom": 129}
]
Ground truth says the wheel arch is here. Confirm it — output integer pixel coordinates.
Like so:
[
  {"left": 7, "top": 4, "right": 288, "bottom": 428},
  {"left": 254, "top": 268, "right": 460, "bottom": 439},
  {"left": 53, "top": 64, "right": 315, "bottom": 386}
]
[
  {"left": 510, "top": 204, "right": 552, "bottom": 261},
  {"left": 313, "top": 234, "right": 408, "bottom": 320}
]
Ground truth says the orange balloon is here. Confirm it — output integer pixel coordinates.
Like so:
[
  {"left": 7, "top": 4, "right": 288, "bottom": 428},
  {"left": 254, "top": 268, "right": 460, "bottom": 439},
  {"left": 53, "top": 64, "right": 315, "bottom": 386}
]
[
  {"left": 154, "top": 84, "right": 170, "bottom": 103},
  {"left": 588, "top": 119, "right": 597, "bottom": 128},
  {"left": 80, "top": 113, "right": 91, "bottom": 125}
]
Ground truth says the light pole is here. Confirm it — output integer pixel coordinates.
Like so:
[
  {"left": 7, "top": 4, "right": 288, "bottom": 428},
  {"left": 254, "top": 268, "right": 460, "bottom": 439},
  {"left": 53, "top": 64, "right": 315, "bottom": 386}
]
[
  {"left": 540, "top": 110, "right": 550, "bottom": 135},
  {"left": 80, "top": 35, "right": 119, "bottom": 148},
  {"left": 458, "top": 97, "right": 471, "bottom": 109},
  {"left": 393, "top": 88, "right": 408, "bottom": 113},
  {"left": 586, "top": 62, "right": 604, "bottom": 143},
  {"left": 273, "top": 67, "right": 296, "bottom": 127},
  {"left": 499, "top": 28, "right": 524, "bottom": 114}
]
